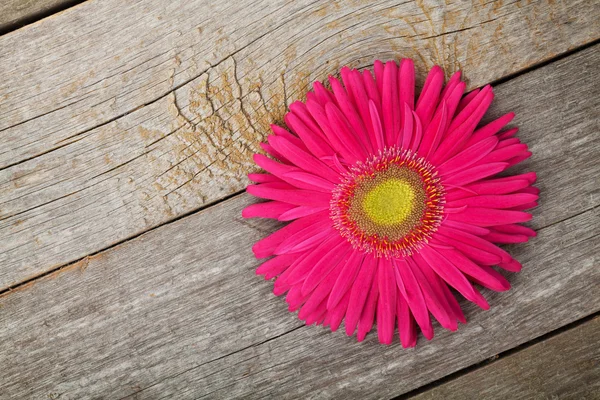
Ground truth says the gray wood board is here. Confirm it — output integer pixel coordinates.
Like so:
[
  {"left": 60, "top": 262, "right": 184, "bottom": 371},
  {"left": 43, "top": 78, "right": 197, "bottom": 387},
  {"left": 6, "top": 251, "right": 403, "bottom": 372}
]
[
  {"left": 2, "top": 0, "right": 598, "bottom": 166},
  {"left": 1, "top": 39, "right": 599, "bottom": 290},
  {"left": 410, "top": 316, "right": 600, "bottom": 400},
  {"left": 0, "top": 196, "right": 597, "bottom": 399}
]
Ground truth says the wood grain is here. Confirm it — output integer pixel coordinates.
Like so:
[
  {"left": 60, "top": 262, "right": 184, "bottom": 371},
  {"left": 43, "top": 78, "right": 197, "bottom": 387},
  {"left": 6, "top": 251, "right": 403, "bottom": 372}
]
[
  {"left": 410, "top": 317, "right": 600, "bottom": 400},
  {"left": 0, "top": 198, "right": 597, "bottom": 399},
  {"left": 0, "top": 0, "right": 77, "bottom": 33},
  {"left": 1, "top": 37, "right": 599, "bottom": 291}
]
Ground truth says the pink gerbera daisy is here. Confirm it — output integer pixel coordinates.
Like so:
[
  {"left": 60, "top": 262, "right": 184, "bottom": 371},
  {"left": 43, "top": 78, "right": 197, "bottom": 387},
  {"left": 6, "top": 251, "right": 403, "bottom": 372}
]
[{"left": 243, "top": 59, "right": 537, "bottom": 346}]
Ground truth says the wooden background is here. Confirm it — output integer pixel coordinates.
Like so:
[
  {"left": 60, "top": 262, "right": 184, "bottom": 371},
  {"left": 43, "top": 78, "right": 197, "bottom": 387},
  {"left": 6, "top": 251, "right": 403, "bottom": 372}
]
[{"left": 0, "top": 0, "right": 598, "bottom": 398}]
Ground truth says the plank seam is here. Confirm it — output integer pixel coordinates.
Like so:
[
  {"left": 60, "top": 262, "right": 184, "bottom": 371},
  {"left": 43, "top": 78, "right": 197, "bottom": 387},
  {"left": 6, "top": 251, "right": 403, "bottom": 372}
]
[
  {"left": 395, "top": 311, "right": 600, "bottom": 400},
  {"left": 0, "top": 0, "right": 89, "bottom": 36}
]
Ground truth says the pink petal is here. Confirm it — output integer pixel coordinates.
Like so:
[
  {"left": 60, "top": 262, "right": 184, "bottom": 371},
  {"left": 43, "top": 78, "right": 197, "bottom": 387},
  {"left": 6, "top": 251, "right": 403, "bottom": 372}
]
[
  {"left": 301, "top": 243, "right": 351, "bottom": 295},
  {"left": 313, "top": 80, "right": 336, "bottom": 105},
  {"left": 357, "top": 267, "right": 380, "bottom": 342},
  {"left": 436, "top": 226, "right": 514, "bottom": 263},
  {"left": 347, "top": 69, "right": 376, "bottom": 144},
  {"left": 382, "top": 61, "right": 400, "bottom": 146},
  {"left": 246, "top": 184, "right": 330, "bottom": 207},
  {"left": 437, "top": 247, "right": 510, "bottom": 292},
  {"left": 304, "top": 297, "right": 328, "bottom": 325},
  {"left": 465, "top": 112, "right": 515, "bottom": 147},
  {"left": 346, "top": 255, "right": 378, "bottom": 336},
  {"left": 282, "top": 171, "right": 335, "bottom": 192},
  {"left": 440, "top": 70, "right": 461, "bottom": 101},
  {"left": 438, "top": 136, "right": 498, "bottom": 176},
  {"left": 441, "top": 81, "right": 466, "bottom": 132},
  {"left": 499, "top": 259, "right": 522, "bottom": 272},
  {"left": 268, "top": 135, "right": 339, "bottom": 182},
  {"left": 363, "top": 69, "right": 382, "bottom": 111},
  {"left": 298, "top": 260, "right": 345, "bottom": 320},
  {"left": 278, "top": 205, "right": 329, "bottom": 221},
  {"left": 368, "top": 100, "right": 386, "bottom": 150},
  {"left": 497, "top": 127, "right": 519, "bottom": 140},
  {"left": 417, "top": 101, "right": 447, "bottom": 158},
  {"left": 497, "top": 137, "right": 521, "bottom": 148},
  {"left": 260, "top": 142, "right": 290, "bottom": 164},
  {"left": 446, "top": 179, "right": 531, "bottom": 200},
  {"left": 456, "top": 88, "right": 480, "bottom": 114},
  {"left": 419, "top": 246, "right": 486, "bottom": 308},
  {"left": 377, "top": 258, "right": 397, "bottom": 344},
  {"left": 286, "top": 284, "right": 310, "bottom": 312},
  {"left": 447, "top": 207, "right": 532, "bottom": 227},
  {"left": 446, "top": 193, "right": 539, "bottom": 209},
  {"left": 442, "top": 220, "right": 491, "bottom": 236},
  {"left": 407, "top": 257, "right": 457, "bottom": 331},
  {"left": 507, "top": 151, "right": 532, "bottom": 167},
  {"left": 374, "top": 60, "right": 385, "bottom": 99},
  {"left": 328, "top": 251, "right": 364, "bottom": 310},
  {"left": 397, "top": 292, "right": 417, "bottom": 348},
  {"left": 330, "top": 75, "right": 373, "bottom": 153},
  {"left": 274, "top": 220, "right": 333, "bottom": 255},
  {"left": 413, "top": 253, "right": 466, "bottom": 324},
  {"left": 306, "top": 99, "right": 357, "bottom": 163},
  {"left": 285, "top": 111, "right": 333, "bottom": 158},
  {"left": 398, "top": 58, "right": 415, "bottom": 110},
  {"left": 416, "top": 65, "right": 444, "bottom": 128},
  {"left": 328, "top": 290, "right": 351, "bottom": 332},
  {"left": 399, "top": 103, "right": 413, "bottom": 149},
  {"left": 256, "top": 254, "right": 298, "bottom": 279},
  {"left": 252, "top": 212, "right": 327, "bottom": 258},
  {"left": 443, "top": 162, "right": 508, "bottom": 187},
  {"left": 431, "top": 87, "right": 494, "bottom": 163},
  {"left": 478, "top": 144, "right": 529, "bottom": 164},
  {"left": 325, "top": 102, "right": 368, "bottom": 161},
  {"left": 396, "top": 259, "right": 434, "bottom": 339},
  {"left": 270, "top": 124, "right": 307, "bottom": 151},
  {"left": 493, "top": 224, "right": 537, "bottom": 237},
  {"left": 242, "top": 201, "right": 296, "bottom": 219},
  {"left": 278, "top": 235, "right": 344, "bottom": 286},
  {"left": 248, "top": 173, "right": 279, "bottom": 183},
  {"left": 409, "top": 110, "right": 423, "bottom": 151},
  {"left": 483, "top": 232, "right": 529, "bottom": 243}
]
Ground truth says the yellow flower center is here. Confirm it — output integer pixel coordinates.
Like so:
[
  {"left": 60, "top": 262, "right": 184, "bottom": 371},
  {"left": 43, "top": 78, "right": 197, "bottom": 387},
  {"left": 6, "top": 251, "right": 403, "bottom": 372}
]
[
  {"left": 362, "top": 179, "right": 414, "bottom": 226},
  {"left": 330, "top": 146, "right": 445, "bottom": 258}
]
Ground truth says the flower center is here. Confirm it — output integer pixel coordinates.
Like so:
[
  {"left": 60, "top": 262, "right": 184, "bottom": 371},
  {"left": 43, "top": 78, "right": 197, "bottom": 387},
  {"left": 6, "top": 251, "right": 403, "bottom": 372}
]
[
  {"left": 330, "top": 147, "right": 445, "bottom": 258},
  {"left": 362, "top": 179, "right": 414, "bottom": 226}
]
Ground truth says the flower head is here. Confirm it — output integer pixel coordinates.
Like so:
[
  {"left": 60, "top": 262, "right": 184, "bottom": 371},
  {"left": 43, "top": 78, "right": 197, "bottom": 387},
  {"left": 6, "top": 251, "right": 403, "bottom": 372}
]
[{"left": 243, "top": 59, "right": 537, "bottom": 346}]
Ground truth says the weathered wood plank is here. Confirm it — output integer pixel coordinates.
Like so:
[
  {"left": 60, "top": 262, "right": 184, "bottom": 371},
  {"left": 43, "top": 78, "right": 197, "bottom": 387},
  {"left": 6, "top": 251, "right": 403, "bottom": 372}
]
[
  {"left": 1, "top": 39, "right": 599, "bottom": 290},
  {"left": 0, "top": 0, "right": 79, "bottom": 33},
  {"left": 410, "top": 317, "right": 600, "bottom": 400},
  {"left": 0, "top": 198, "right": 597, "bottom": 399},
  {"left": 2, "top": 0, "right": 598, "bottom": 166}
]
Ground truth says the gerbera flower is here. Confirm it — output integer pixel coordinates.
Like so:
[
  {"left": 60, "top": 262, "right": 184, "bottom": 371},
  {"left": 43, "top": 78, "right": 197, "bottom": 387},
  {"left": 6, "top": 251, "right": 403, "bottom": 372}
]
[{"left": 242, "top": 59, "right": 537, "bottom": 346}]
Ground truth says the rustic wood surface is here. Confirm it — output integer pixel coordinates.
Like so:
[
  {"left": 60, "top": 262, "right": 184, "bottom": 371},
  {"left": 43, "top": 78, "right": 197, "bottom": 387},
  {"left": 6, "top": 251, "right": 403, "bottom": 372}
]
[
  {"left": 1, "top": 0, "right": 599, "bottom": 291},
  {"left": 410, "top": 316, "right": 600, "bottom": 400},
  {"left": 1, "top": 45, "right": 599, "bottom": 398},
  {"left": 1, "top": 1, "right": 600, "bottom": 399}
]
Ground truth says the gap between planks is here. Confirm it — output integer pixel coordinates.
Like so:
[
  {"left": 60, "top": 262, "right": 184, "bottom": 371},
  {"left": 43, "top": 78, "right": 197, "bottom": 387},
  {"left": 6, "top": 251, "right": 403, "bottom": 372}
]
[
  {"left": 0, "top": 0, "right": 89, "bottom": 36},
  {"left": 397, "top": 310, "right": 600, "bottom": 400}
]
